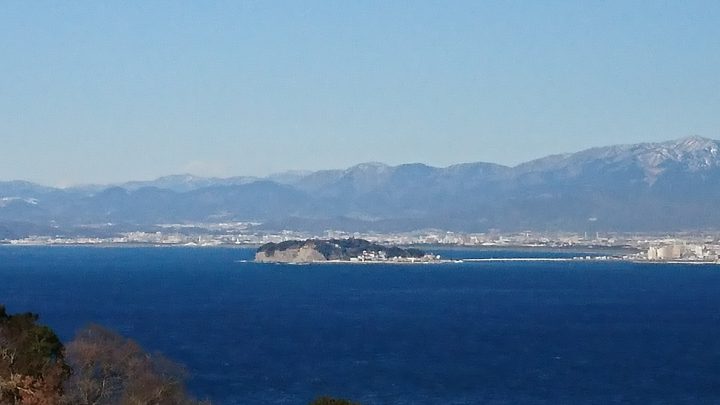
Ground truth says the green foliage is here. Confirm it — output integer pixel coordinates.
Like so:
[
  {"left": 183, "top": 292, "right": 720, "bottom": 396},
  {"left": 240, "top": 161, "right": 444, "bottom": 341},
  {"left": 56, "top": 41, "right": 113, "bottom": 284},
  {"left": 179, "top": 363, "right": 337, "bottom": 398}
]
[
  {"left": 257, "top": 240, "right": 305, "bottom": 256},
  {"left": 0, "top": 305, "right": 70, "bottom": 404},
  {"left": 0, "top": 306, "right": 210, "bottom": 405},
  {"left": 258, "top": 238, "right": 426, "bottom": 260},
  {"left": 2, "top": 305, "right": 366, "bottom": 405},
  {"left": 0, "top": 306, "right": 65, "bottom": 376}
]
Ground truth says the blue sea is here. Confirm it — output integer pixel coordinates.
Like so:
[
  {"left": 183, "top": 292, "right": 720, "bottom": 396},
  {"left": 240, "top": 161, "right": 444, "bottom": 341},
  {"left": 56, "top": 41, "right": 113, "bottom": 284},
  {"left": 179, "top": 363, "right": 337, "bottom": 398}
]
[{"left": 1, "top": 246, "right": 720, "bottom": 404}]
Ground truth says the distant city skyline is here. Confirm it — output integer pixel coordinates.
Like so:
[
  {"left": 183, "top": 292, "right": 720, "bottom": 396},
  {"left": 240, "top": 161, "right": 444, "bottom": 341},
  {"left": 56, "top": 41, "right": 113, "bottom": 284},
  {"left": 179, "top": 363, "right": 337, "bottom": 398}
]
[{"left": 2, "top": 1, "right": 719, "bottom": 186}]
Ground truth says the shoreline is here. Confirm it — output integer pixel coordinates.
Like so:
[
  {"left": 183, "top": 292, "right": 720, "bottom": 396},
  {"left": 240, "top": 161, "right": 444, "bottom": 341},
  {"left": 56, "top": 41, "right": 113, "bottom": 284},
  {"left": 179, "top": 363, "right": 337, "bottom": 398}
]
[
  {"left": 0, "top": 242, "right": 634, "bottom": 252},
  {"left": 3, "top": 243, "right": 717, "bottom": 265},
  {"left": 245, "top": 258, "right": 720, "bottom": 266}
]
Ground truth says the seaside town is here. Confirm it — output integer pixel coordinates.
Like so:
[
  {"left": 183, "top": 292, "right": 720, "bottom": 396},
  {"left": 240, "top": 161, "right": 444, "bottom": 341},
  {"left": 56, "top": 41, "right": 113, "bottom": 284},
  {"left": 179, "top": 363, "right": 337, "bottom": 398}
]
[{"left": 3, "top": 222, "right": 720, "bottom": 263}]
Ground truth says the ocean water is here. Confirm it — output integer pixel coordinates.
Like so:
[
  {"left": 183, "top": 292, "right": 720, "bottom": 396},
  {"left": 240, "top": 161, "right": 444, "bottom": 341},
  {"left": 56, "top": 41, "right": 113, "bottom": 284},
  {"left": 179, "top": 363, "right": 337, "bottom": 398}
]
[{"left": 1, "top": 246, "right": 720, "bottom": 404}]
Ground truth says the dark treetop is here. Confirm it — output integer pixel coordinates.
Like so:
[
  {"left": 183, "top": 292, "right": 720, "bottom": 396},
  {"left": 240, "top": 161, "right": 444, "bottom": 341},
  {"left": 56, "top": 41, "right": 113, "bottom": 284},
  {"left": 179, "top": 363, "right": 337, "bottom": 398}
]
[{"left": 256, "top": 238, "right": 425, "bottom": 261}]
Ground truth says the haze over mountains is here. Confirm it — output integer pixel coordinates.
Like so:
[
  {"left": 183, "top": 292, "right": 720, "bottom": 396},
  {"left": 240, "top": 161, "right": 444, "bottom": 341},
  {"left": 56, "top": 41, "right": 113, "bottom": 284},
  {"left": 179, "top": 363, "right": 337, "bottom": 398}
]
[{"left": 2, "top": 136, "right": 719, "bottom": 238}]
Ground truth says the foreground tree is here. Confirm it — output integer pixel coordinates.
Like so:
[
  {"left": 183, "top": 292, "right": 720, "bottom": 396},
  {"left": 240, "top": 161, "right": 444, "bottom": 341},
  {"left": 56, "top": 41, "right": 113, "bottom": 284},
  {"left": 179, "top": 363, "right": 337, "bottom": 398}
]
[
  {"left": 3, "top": 306, "right": 373, "bottom": 405},
  {"left": 0, "top": 305, "right": 70, "bottom": 405},
  {"left": 62, "top": 324, "right": 209, "bottom": 405}
]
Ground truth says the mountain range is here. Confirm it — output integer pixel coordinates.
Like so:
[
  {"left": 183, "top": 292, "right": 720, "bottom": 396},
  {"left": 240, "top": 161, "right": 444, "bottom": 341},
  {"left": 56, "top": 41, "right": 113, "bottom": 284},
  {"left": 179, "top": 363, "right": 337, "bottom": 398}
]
[{"left": 2, "top": 136, "right": 719, "bottom": 237}]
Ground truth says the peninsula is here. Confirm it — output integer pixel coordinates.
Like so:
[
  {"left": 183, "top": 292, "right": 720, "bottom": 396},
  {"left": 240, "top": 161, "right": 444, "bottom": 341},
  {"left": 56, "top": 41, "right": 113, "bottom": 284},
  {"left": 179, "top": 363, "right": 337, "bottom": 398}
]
[{"left": 255, "top": 238, "right": 436, "bottom": 263}]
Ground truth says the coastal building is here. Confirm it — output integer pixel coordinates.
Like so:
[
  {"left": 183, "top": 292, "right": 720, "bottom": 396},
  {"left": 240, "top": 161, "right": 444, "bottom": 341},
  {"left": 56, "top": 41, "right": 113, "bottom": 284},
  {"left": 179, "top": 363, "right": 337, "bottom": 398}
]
[
  {"left": 645, "top": 243, "right": 720, "bottom": 261},
  {"left": 647, "top": 246, "right": 658, "bottom": 260},
  {"left": 647, "top": 244, "right": 683, "bottom": 260}
]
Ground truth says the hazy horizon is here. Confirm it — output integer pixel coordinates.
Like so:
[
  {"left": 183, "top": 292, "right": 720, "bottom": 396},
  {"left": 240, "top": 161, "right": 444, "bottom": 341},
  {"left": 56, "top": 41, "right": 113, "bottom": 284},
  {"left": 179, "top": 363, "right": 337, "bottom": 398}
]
[
  {"left": 0, "top": 134, "right": 714, "bottom": 188},
  {"left": 2, "top": 1, "right": 720, "bottom": 185}
]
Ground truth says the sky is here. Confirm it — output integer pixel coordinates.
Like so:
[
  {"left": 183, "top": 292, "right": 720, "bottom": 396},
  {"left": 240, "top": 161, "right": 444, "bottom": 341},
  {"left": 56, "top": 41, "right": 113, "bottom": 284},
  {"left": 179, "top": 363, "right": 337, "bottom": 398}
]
[{"left": 2, "top": 1, "right": 720, "bottom": 186}]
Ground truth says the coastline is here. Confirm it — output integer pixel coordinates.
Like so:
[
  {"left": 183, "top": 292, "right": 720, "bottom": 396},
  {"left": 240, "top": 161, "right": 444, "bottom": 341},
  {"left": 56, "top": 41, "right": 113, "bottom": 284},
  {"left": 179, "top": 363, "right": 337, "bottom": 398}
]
[
  {"left": 3, "top": 243, "right": 718, "bottom": 266},
  {"left": 245, "top": 257, "right": 720, "bottom": 266}
]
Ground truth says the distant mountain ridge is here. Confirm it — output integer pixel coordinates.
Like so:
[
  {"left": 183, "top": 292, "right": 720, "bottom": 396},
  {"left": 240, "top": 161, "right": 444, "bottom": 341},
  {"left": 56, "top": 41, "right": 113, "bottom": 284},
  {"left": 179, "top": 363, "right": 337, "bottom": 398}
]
[{"left": 2, "top": 136, "right": 720, "bottom": 235}]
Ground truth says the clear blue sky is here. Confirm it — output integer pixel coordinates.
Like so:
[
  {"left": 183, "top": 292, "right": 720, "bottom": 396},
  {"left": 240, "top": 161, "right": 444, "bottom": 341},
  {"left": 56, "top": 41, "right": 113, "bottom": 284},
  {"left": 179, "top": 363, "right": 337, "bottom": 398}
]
[{"left": 2, "top": 1, "right": 719, "bottom": 186}]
